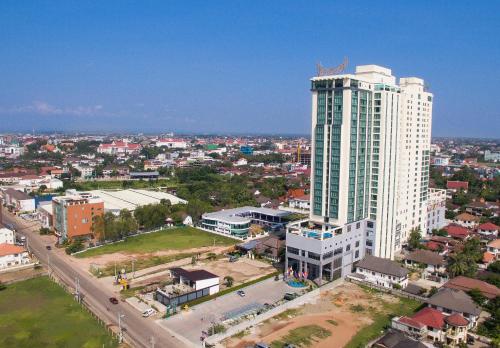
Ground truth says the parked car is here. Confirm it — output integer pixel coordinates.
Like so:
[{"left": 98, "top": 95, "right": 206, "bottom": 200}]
[
  {"left": 142, "top": 308, "right": 156, "bottom": 317},
  {"left": 254, "top": 343, "right": 270, "bottom": 348},
  {"left": 284, "top": 292, "right": 298, "bottom": 301},
  {"left": 109, "top": 297, "right": 119, "bottom": 305},
  {"left": 237, "top": 290, "right": 246, "bottom": 297},
  {"left": 46, "top": 245, "right": 52, "bottom": 250}
]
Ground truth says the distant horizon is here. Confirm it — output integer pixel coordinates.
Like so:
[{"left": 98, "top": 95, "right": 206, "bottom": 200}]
[{"left": 0, "top": 128, "right": 499, "bottom": 142}]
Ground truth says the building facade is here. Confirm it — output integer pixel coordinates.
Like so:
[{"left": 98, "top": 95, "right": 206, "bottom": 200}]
[
  {"left": 52, "top": 193, "right": 104, "bottom": 242},
  {"left": 309, "top": 65, "right": 434, "bottom": 259}
]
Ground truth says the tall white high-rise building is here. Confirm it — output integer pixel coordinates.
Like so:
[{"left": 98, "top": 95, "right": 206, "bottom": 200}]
[{"left": 309, "top": 64, "right": 433, "bottom": 259}]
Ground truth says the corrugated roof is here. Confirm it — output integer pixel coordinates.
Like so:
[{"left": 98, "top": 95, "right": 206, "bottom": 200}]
[{"left": 357, "top": 255, "right": 409, "bottom": 278}]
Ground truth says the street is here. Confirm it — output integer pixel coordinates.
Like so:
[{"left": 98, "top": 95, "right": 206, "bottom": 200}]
[{"left": 2, "top": 211, "right": 191, "bottom": 348}]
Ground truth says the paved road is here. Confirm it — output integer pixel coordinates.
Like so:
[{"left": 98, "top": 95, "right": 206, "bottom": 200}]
[
  {"left": 161, "top": 276, "right": 303, "bottom": 345},
  {"left": 2, "top": 212, "right": 190, "bottom": 348}
]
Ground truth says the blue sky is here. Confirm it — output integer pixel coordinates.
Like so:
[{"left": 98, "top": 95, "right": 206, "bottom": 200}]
[{"left": 0, "top": 1, "right": 499, "bottom": 137}]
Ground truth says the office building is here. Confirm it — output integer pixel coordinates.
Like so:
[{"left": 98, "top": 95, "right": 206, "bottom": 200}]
[{"left": 52, "top": 192, "right": 104, "bottom": 242}]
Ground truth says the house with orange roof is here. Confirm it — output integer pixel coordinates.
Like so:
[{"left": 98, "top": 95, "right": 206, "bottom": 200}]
[
  {"left": 453, "top": 212, "right": 480, "bottom": 228},
  {"left": 478, "top": 222, "right": 499, "bottom": 237},
  {"left": 0, "top": 243, "right": 30, "bottom": 269}
]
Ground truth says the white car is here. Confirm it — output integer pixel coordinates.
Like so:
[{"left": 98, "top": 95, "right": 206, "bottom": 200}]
[{"left": 142, "top": 308, "right": 157, "bottom": 317}]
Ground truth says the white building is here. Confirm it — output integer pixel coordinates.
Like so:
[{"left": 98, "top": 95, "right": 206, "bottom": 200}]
[
  {"left": 0, "top": 228, "right": 15, "bottom": 244},
  {"left": 354, "top": 254, "right": 409, "bottom": 289},
  {"left": 2, "top": 188, "right": 36, "bottom": 212},
  {"left": 155, "top": 138, "right": 188, "bottom": 149},
  {"left": 0, "top": 243, "right": 30, "bottom": 269},
  {"left": 308, "top": 64, "right": 434, "bottom": 259},
  {"left": 234, "top": 158, "right": 248, "bottom": 166},
  {"left": 425, "top": 188, "right": 447, "bottom": 234},
  {"left": 289, "top": 195, "right": 310, "bottom": 211}
]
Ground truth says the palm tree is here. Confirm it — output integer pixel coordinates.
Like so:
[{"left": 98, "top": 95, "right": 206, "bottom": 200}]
[{"left": 447, "top": 254, "right": 469, "bottom": 277}]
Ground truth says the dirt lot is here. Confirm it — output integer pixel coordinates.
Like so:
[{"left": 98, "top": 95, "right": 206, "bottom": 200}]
[
  {"left": 223, "top": 282, "right": 401, "bottom": 348},
  {"left": 180, "top": 256, "right": 276, "bottom": 286},
  {"left": 74, "top": 245, "right": 232, "bottom": 272}
]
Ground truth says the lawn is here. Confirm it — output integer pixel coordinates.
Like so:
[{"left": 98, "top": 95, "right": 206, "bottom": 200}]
[
  {"left": 0, "top": 276, "right": 118, "bottom": 348},
  {"left": 344, "top": 296, "right": 422, "bottom": 348},
  {"left": 270, "top": 325, "right": 331, "bottom": 348},
  {"left": 76, "top": 226, "right": 238, "bottom": 258}
]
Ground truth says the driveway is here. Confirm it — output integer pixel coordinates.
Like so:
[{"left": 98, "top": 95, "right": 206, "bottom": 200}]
[{"left": 159, "top": 276, "right": 303, "bottom": 345}]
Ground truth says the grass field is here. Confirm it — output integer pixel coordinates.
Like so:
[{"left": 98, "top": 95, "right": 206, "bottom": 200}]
[
  {"left": 271, "top": 325, "right": 331, "bottom": 348},
  {"left": 344, "top": 295, "right": 422, "bottom": 348},
  {"left": 76, "top": 226, "right": 238, "bottom": 258},
  {"left": 0, "top": 276, "right": 118, "bottom": 348}
]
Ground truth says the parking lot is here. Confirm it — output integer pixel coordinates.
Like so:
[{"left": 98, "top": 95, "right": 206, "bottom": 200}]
[{"left": 158, "top": 276, "right": 303, "bottom": 345}]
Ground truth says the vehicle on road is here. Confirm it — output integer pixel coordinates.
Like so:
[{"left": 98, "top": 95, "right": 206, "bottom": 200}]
[
  {"left": 46, "top": 245, "right": 52, "bottom": 250},
  {"left": 283, "top": 292, "right": 298, "bottom": 301},
  {"left": 142, "top": 308, "right": 156, "bottom": 317},
  {"left": 229, "top": 255, "right": 239, "bottom": 262},
  {"left": 109, "top": 297, "right": 119, "bottom": 304},
  {"left": 237, "top": 290, "right": 246, "bottom": 297}
]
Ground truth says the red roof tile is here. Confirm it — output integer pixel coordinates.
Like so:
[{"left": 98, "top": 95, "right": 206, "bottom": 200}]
[
  {"left": 444, "top": 224, "right": 471, "bottom": 239},
  {"left": 444, "top": 276, "right": 500, "bottom": 299},
  {"left": 0, "top": 243, "right": 27, "bottom": 257},
  {"left": 445, "top": 313, "right": 469, "bottom": 327},
  {"left": 447, "top": 181, "right": 469, "bottom": 190},
  {"left": 411, "top": 307, "right": 445, "bottom": 329},
  {"left": 479, "top": 222, "right": 499, "bottom": 231}
]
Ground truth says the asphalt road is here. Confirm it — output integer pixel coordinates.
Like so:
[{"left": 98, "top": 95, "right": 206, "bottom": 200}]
[{"left": 2, "top": 212, "right": 191, "bottom": 348}]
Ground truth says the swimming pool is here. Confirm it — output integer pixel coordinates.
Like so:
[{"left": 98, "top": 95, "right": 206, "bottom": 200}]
[{"left": 287, "top": 280, "right": 307, "bottom": 288}]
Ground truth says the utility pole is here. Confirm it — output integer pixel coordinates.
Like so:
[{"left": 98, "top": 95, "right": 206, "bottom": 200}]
[
  {"left": 132, "top": 259, "right": 136, "bottom": 279},
  {"left": 75, "top": 276, "right": 80, "bottom": 303},
  {"left": 118, "top": 313, "right": 125, "bottom": 343}
]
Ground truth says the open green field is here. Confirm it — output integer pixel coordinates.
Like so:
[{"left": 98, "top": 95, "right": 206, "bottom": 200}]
[
  {"left": 345, "top": 290, "right": 422, "bottom": 348},
  {"left": 0, "top": 276, "right": 118, "bottom": 348},
  {"left": 76, "top": 226, "right": 238, "bottom": 258}
]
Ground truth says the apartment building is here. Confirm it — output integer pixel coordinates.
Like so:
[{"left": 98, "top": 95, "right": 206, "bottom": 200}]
[
  {"left": 307, "top": 64, "right": 434, "bottom": 259},
  {"left": 52, "top": 192, "right": 104, "bottom": 242}
]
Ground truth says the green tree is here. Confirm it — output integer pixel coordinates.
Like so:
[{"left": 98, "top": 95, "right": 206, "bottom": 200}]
[
  {"left": 224, "top": 276, "right": 234, "bottom": 287},
  {"left": 447, "top": 253, "right": 478, "bottom": 278},
  {"left": 408, "top": 228, "right": 422, "bottom": 250}
]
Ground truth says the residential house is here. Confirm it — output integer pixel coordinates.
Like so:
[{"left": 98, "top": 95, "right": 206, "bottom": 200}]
[
  {"left": 453, "top": 213, "right": 480, "bottom": 228},
  {"left": 372, "top": 330, "right": 429, "bottom": 348},
  {"left": 427, "top": 288, "right": 482, "bottom": 328},
  {"left": 478, "top": 222, "right": 499, "bottom": 237},
  {"left": 2, "top": 188, "right": 35, "bottom": 212},
  {"left": 392, "top": 307, "right": 470, "bottom": 346},
  {"left": 288, "top": 194, "right": 310, "bottom": 211},
  {"left": 443, "top": 276, "right": 500, "bottom": 300},
  {"left": 0, "top": 243, "right": 30, "bottom": 269},
  {"left": 355, "top": 255, "right": 409, "bottom": 289},
  {"left": 155, "top": 138, "right": 188, "bottom": 149},
  {"left": 443, "top": 224, "right": 471, "bottom": 240},
  {"left": 405, "top": 249, "right": 447, "bottom": 283}
]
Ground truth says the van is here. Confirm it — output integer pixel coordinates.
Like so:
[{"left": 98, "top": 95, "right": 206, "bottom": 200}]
[{"left": 142, "top": 308, "right": 156, "bottom": 317}]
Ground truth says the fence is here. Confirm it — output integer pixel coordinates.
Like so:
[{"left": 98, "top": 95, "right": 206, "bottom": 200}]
[
  {"left": 346, "top": 275, "right": 428, "bottom": 302},
  {"left": 205, "top": 278, "right": 343, "bottom": 345}
]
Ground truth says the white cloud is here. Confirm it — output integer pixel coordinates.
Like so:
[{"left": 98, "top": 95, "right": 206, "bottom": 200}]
[{"left": 0, "top": 101, "right": 112, "bottom": 117}]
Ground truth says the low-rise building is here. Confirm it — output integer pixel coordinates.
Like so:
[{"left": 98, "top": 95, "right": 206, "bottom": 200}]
[
  {"left": 453, "top": 212, "right": 479, "bottom": 228},
  {"left": 97, "top": 140, "right": 142, "bottom": 155},
  {"left": 288, "top": 194, "right": 310, "bottom": 211},
  {"left": 2, "top": 188, "right": 36, "bottom": 212},
  {"left": 285, "top": 219, "right": 373, "bottom": 285},
  {"left": 427, "top": 288, "right": 481, "bottom": 328},
  {"left": 478, "top": 222, "right": 499, "bottom": 237},
  {"left": 405, "top": 249, "right": 447, "bottom": 283},
  {"left": 0, "top": 243, "right": 30, "bottom": 269},
  {"left": 0, "top": 228, "right": 15, "bottom": 244},
  {"left": 155, "top": 268, "right": 219, "bottom": 307},
  {"left": 355, "top": 254, "right": 409, "bottom": 289},
  {"left": 443, "top": 276, "right": 500, "bottom": 300},
  {"left": 201, "top": 206, "right": 290, "bottom": 238}
]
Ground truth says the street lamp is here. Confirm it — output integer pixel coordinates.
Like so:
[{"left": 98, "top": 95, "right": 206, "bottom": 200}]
[{"left": 118, "top": 313, "right": 125, "bottom": 343}]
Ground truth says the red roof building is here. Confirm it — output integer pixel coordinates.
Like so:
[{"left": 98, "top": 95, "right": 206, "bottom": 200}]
[
  {"left": 411, "top": 307, "right": 445, "bottom": 329},
  {"left": 447, "top": 181, "right": 469, "bottom": 191},
  {"left": 478, "top": 222, "right": 499, "bottom": 233},
  {"left": 444, "top": 224, "right": 471, "bottom": 240},
  {"left": 445, "top": 313, "right": 469, "bottom": 327},
  {"left": 444, "top": 276, "right": 500, "bottom": 299}
]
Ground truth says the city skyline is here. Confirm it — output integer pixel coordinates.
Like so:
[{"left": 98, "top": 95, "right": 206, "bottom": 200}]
[{"left": 1, "top": 1, "right": 499, "bottom": 137}]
